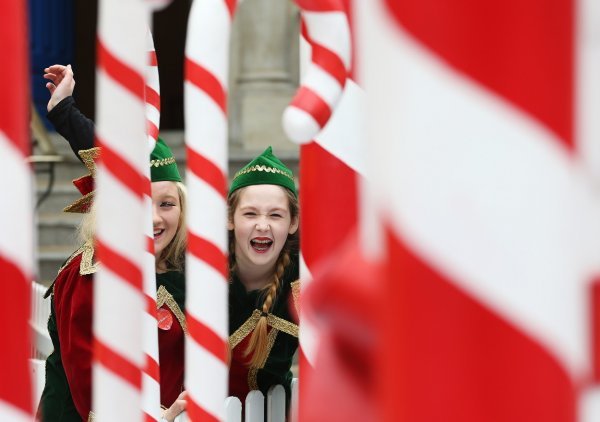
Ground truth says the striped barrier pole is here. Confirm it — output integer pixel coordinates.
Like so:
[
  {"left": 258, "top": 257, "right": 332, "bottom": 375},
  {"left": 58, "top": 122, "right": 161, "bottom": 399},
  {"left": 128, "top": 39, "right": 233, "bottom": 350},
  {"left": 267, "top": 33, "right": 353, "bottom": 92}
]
[
  {"left": 140, "top": 26, "right": 164, "bottom": 422},
  {"left": 184, "top": 0, "right": 236, "bottom": 419},
  {"left": 0, "top": 0, "right": 34, "bottom": 420},
  {"left": 93, "top": 0, "right": 152, "bottom": 420}
]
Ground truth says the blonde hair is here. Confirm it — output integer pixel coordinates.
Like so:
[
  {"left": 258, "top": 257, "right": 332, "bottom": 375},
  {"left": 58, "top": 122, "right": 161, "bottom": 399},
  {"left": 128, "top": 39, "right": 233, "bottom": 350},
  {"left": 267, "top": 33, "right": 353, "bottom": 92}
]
[
  {"left": 76, "top": 181, "right": 187, "bottom": 272},
  {"left": 228, "top": 186, "right": 299, "bottom": 368},
  {"left": 158, "top": 182, "right": 187, "bottom": 271}
]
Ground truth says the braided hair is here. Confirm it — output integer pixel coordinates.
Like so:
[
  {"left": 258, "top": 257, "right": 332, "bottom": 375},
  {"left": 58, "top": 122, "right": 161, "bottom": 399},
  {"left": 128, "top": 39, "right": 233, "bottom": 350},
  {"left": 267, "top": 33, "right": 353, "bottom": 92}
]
[{"left": 228, "top": 186, "right": 299, "bottom": 368}]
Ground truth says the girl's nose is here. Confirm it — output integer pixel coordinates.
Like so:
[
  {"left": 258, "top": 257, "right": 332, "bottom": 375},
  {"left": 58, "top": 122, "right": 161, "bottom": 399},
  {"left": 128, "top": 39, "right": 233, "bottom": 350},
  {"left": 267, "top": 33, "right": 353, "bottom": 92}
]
[{"left": 255, "top": 217, "right": 270, "bottom": 231}]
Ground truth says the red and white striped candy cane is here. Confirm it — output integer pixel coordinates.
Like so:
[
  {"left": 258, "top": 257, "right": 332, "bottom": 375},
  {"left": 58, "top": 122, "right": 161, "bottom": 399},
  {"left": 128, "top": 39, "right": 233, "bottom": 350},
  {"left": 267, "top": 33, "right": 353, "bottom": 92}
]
[
  {"left": 0, "top": 1, "right": 34, "bottom": 420},
  {"left": 94, "top": 0, "right": 152, "bottom": 420},
  {"left": 282, "top": 0, "right": 351, "bottom": 144},
  {"left": 184, "top": 0, "right": 236, "bottom": 419},
  {"left": 140, "top": 26, "right": 164, "bottom": 422},
  {"left": 145, "top": 28, "right": 161, "bottom": 149}
]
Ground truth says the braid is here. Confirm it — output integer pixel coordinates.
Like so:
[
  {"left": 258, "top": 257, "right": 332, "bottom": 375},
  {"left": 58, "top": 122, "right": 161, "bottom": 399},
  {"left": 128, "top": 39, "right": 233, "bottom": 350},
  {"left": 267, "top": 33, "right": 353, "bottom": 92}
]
[{"left": 245, "top": 249, "right": 291, "bottom": 368}]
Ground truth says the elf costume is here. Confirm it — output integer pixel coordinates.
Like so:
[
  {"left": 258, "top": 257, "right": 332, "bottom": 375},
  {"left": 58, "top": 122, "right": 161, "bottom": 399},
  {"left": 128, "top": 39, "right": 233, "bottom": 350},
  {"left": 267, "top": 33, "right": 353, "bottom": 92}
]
[
  {"left": 37, "top": 138, "right": 186, "bottom": 422},
  {"left": 227, "top": 147, "right": 300, "bottom": 400}
]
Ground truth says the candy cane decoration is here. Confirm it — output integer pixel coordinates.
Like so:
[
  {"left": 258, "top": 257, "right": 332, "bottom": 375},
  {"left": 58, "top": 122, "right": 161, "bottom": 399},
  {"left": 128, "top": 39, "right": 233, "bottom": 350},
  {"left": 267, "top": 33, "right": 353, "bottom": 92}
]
[
  {"left": 282, "top": 0, "right": 351, "bottom": 144},
  {"left": 94, "top": 0, "right": 152, "bottom": 420},
  {"left": 184, "top": 0, "right": 235, "bottom": 419},
  {"left": 0, "top": 1, "right": 34, "bottom": 420},
  {"left": 145, "top": 28, "right": 161, "bottom": 148},
  {"left": 140, "top": 26, "right": 164, "bottom": 422}
]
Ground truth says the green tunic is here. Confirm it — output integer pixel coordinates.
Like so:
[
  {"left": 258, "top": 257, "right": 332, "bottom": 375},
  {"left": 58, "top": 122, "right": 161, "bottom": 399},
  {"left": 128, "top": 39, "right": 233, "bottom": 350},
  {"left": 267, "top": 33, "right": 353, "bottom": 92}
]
[
  {"left": 228, "top": 254, "right": 300, "bottom": 399},
  {"left": 37, "top": 245, "right": 186, "bottom": 422}
]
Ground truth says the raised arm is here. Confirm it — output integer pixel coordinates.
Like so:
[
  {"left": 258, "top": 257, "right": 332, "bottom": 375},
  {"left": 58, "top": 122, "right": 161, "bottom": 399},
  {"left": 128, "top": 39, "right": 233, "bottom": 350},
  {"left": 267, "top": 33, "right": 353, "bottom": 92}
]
[{"left": 44, "top": 64, "right": 95, "bottom": 160}]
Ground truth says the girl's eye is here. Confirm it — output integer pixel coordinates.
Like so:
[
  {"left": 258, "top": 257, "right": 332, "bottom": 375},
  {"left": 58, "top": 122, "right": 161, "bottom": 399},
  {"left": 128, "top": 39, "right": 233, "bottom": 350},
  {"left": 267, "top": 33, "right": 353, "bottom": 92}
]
[
  {"left": 271, "top": 213, "right": 282, "bottom": 218},
  {"left": 243, "top": 212, "right": 256, "bottom": 217},
  {"left": 161, "top": 202, "right": 175, "bottom": 207}
]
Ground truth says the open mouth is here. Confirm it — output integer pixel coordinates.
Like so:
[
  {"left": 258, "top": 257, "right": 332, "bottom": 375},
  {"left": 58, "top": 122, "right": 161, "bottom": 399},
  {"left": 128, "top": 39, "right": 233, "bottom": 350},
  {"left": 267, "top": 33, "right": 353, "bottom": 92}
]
[
  {"left": 251, "top": 237, "right": 273, "bottom": 253},
  {"left": 154, "top": 229, "right": 165, "bottom": 239}
]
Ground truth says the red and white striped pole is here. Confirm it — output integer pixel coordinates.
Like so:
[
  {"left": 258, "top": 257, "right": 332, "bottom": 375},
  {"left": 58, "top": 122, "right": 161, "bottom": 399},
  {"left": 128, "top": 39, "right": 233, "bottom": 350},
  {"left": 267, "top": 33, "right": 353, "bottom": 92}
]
[
  {"left": 357, "top": 0, "right": 600, "bottom": 421},
  {"left": 282, "top": 0, "right": 351, "bottom": 144},
  {"left": 0, "top": 0, "right": 34, "bottom": 420},
  {"left": 184, "top": 0, "right": 235, "bottom": 419},
  {"left": 145, "top": 28, "right": 161, "bottom": 148},
  {"left": 292, "top": 1, "right": 363, "bottom": 421},
  {"left": 93, "top": 0, "right": 152, "bottom": 420},
  {"left": 140, "top": 25, "right": 166, "bottom": 422}
]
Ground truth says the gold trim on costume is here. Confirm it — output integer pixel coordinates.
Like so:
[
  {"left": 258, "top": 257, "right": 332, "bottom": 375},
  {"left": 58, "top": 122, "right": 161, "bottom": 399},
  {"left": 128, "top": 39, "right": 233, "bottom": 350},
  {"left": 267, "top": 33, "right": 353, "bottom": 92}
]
[
  {"left": 149, "top": 157, "right": 176, "bottom": 167},
  {"left": 229, "top": 309, "right": 298, "bottom": 351},
  {"left": 63, "top": 191, "right": 94, "bottom": 213},
  {"left": 80, "top": 242, "right": 99, "bottom": 275},
  {"left": 79, "top": 147, "right": 101, "bottom": 176},
  {"left": 233, "top": 164, "right": 294, "bottom": 182},
  {"left": 56, "top": 245, "right": 85, "bottom": 277},
  {"left": 247, "top": 328, "right": 279, "bottom": 390},
  {"left": 87, "top": 411, "right": 96, "bottom": 422},
  {"left": 229, "top": 310, "right": 262, "bottom": 349},
  {"left": 156, "top": 285, "right": 187, "bottom": 335},
  {"left": 290, "top": 279, "right": 300, "bottom": 315},
  {"left": 267, "top": 314, "right": 298, "bottom": 338},
  {"left": 56, "top": 242, "right": 98, "bottom": 277}
]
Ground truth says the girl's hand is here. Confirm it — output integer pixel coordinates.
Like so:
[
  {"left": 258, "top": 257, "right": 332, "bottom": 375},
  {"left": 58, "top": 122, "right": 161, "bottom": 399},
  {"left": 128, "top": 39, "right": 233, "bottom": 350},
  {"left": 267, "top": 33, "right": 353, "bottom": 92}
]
[
  {"left": 44, "top": 64, "right": 75, "bottom": 112},
  {"left": 161, "top": 391, "right": 187, "bottom": 422}
]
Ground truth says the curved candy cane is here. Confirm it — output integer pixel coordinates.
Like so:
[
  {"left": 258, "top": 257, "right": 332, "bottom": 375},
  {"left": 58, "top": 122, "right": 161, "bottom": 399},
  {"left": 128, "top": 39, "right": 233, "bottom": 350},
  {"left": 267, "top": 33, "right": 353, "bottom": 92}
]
[
  {"left": 184, "top": 0, "right": 235, "bottom": 419},
  {"left": 282, "top": 0, "right": 351, "bottom": 144}
]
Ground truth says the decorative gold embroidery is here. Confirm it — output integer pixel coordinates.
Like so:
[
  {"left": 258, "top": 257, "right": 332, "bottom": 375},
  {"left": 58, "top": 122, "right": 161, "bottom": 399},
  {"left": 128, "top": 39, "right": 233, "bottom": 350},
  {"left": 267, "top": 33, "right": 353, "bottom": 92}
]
[
  {"left": 247, "top": 328, "right": 279, "bottom": 390},
  {"left": 156, "top": 285, "right": 187, "bottom": 335},
  {"left": 234, "top": 164, "right": 294, "bottom": 181},
  {"left": 267, "top": 314, "right": 298, "bottom": 338},
  {"left": 56, "top": 245, "right": 85, "bottom": 276},
  {"left": 290, "top": 279, "right": 300, "bottom": 315},
  {"left": 63, "top": 191, "right": 94, "bottom": 213},
  {"left": 87, "top": 411, "right": 96, "bottom": 421},
  {"left": 229, "top": 310, "right": 262, "bottom": 349},
  {"left": 149, "top": 157, "right": 176, "bottom": 167},
  {"left": 55, "top": 242, "right": 98, "bottom": 277},
  {"left": 248, "top": 367, "right": 259, "bottom": 391},
  {"left": 64, "top": 148, "right": 98, "bottom": 214},
  {"left": 79, "top": 147, "right": 101, "bottom": 177},
  {"left": 79, "top": 242, "right": 99, "bottom": 275},
  {"left": 229, "top": 309, "right": 298, "bottom": 351}
]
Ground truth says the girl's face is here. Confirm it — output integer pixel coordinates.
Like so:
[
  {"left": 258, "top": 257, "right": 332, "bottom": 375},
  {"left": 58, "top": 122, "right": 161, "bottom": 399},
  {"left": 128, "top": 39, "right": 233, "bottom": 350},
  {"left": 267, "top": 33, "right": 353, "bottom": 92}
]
[
  {"left": 228, "top": 185, "right": 298, "bottom": 272},
  {"left": 151, "top": 181, "right": 181, "bottom": 261}
]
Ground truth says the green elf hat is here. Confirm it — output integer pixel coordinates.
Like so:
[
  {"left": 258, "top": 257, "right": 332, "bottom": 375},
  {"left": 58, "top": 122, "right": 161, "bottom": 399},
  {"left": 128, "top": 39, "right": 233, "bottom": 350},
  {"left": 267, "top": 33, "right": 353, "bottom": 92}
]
[
  {"left": 150, "top": 137, "right": 182, "bottom": 183},
  {"left": 229, "top": 146, "right": 297, "bottom": 197},
  {"left": 64, "top": 137, "right": 181, "bottom": 213}
]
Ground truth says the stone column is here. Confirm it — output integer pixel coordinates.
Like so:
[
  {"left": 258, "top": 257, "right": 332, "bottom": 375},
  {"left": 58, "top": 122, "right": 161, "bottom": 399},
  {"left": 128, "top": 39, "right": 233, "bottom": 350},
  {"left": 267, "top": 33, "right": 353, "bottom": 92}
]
[{"left": 229, "top": 0, "right": 300, "bottom": 154}]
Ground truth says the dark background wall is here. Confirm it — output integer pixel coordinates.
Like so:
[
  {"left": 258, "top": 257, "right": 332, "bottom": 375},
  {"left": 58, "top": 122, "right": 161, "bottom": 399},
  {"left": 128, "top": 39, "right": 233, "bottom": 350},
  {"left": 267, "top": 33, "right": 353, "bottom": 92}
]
[{"left": 31, "top": 0, "right": 190, "bottom": 130}]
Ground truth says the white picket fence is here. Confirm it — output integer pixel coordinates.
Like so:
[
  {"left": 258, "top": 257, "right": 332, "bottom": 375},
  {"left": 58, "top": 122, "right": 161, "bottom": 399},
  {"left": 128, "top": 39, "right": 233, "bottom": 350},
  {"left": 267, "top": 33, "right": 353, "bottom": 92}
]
[{"left": 31, "top": 281, "right": 298, "bottom": 421}]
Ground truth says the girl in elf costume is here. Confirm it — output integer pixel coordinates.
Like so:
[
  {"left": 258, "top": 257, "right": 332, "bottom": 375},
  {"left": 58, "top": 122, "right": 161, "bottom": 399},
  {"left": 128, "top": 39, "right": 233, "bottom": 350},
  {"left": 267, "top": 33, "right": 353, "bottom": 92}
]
[
  {"left": 38, "top": 65, "right": 187, "bottom": 421},
  {"left": 227, "top": 147, "right": 300, "bottom": 400}
]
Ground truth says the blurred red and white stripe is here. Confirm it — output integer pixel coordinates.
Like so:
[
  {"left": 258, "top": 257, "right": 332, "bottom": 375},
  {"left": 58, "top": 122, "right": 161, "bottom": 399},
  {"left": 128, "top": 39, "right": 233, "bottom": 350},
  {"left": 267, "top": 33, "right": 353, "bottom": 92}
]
[
  {"left": 357, "top": 0, "right": 600, "bottom": 421},
  {"left": 140, "top": 24, "right": 168, "bottom": 422},
  {"left": 94, "top": 0, "right": 152, "bottom": 420},
  {"left": 145, "top": 29, "right": 161, "bottom": 148},
  {"left": 296, "top": 0, "right": 361, "bottom": 374},
  {"left": 283, "top": 0, "right": 351, "bottom": 144},
  {"left": 0, "top": 0, "right": 34, "bottom": 420},
  {"left": 184, "top": 0, "right": 233, "bottom": 419}
]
